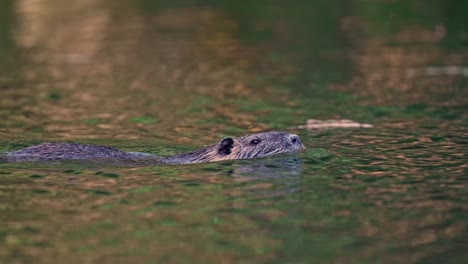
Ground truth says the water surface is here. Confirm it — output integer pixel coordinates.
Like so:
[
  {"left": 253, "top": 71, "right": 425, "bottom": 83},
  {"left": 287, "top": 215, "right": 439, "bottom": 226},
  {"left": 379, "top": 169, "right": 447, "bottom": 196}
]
[{"left": 0, "top": 0, "right": 467, "bottom": 263}]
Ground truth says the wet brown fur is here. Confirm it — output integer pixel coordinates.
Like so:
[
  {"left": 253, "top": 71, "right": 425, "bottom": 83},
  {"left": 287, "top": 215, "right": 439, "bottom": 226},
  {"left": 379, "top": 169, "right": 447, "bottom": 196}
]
[
  {"left": 3, "top": 132, "right": 305, "bottom": 164},
  {"left": 161, "top": 132, "right": 305, "bottom": 164}
]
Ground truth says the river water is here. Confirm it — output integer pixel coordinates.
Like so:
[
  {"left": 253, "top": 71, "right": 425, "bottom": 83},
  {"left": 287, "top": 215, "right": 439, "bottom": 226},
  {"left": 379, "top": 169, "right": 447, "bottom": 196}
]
[{"left": 0, "top": 1, "right": 467, "bottom": 263}]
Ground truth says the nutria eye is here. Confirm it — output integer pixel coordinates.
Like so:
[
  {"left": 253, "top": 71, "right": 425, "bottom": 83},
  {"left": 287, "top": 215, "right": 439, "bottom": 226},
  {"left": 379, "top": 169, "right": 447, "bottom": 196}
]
[{"left": 250, "top": 139, "right": 261, "bottom": 145}]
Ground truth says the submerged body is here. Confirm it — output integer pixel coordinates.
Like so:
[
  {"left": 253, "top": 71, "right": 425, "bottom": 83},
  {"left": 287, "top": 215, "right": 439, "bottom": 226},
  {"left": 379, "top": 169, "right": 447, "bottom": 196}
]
[{"left": 2, "top": 132, "right": 305, "bottom": 164}]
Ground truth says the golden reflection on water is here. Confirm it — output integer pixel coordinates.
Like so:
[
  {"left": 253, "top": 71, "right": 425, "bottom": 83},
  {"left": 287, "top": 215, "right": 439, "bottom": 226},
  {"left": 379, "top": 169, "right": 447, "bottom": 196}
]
[
  {"left": 336, "top": 16, "right": 468, "bottom": 106},
  {"left": 6, "top": 0, "right": 273, "bottom": 143},
  {"left": 1, "top": 163, "right": 290, "bottom": 263},
  {"left": 320, "top": 121, "right": 468, "bottom": 262},
  {"left": 1, "top": 1, "right": 467, "bottom": 263}
]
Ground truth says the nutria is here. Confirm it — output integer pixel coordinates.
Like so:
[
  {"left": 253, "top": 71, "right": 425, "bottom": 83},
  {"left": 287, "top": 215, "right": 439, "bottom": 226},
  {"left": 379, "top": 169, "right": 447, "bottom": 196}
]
[{"left": 2, "top": 132, "right": 305, "bottom": 164}]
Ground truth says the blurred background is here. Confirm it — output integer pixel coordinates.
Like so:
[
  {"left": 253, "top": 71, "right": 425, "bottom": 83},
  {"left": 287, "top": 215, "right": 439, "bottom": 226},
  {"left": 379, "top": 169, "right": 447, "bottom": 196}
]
[
  {"left": 0, "top": 0, "right": 465, "bottom": 142},
  {"left": 0, "top": 1, "right": 467, "bottom": 263}
]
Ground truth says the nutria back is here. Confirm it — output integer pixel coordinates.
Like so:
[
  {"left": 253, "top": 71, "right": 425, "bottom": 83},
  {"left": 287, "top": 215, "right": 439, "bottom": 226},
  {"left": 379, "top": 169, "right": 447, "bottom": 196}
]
[{"left": 2, "top": 132, "right": 305, "bottom": 164}]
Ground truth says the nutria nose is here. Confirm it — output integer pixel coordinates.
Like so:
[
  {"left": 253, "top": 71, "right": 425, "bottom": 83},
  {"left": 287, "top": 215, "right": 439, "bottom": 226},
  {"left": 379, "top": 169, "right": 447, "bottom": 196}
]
[{"left": 289, "top": 134, "right": 306, "bottom": 149}]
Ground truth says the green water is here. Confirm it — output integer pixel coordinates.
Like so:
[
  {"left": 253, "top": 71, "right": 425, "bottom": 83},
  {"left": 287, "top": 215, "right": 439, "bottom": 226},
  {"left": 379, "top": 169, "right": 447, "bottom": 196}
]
[{"left": 0, "top": 0, "right": 467, "bottom": 263}]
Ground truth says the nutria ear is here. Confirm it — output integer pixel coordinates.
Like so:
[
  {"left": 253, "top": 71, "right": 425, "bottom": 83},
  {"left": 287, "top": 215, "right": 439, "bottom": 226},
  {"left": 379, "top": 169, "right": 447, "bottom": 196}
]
[{"left": 218, "top": 138, "right": 234, "bottom": 155}]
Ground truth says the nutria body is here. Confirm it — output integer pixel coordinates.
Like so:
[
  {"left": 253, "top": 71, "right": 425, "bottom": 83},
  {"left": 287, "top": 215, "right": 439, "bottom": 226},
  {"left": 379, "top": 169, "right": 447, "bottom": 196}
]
[{"left": 2, "top": 132, "right": 305, "bottom": 164}]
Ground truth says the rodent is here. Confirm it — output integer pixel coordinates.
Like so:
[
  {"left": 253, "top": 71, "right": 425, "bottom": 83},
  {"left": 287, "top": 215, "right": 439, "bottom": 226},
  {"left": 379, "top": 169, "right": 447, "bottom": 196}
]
[{"left": 2, "top": 132, "right": 305, "bottom": 164}]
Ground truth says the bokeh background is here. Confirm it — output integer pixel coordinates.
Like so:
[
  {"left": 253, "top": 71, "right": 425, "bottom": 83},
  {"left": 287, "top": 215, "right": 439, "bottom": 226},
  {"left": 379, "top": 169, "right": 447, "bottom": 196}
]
[{"left": 0, "top": 1, "right": 467, "bottom": 263}]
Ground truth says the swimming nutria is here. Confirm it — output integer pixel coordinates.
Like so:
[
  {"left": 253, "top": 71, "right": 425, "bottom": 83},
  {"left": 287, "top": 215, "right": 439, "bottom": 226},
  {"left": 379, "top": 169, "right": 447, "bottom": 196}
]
[{"left": 2, "top": 132, "right": 305, "bottom": 164}]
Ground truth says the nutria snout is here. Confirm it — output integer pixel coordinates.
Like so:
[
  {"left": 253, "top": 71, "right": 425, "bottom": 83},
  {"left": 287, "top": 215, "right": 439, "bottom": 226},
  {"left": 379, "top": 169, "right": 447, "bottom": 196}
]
[
  {"left": 3, "top": 132, "right": 306, "bottom": 164},
  {"left": 162, "top": 132, "right": 306, "bottom": 164}
]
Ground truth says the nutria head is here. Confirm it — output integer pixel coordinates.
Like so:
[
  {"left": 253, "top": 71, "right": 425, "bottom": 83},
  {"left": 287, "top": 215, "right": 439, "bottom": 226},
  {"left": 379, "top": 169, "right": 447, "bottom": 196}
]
[{"left": 162, "top": 132, "right": 306, "bottom": 164}]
